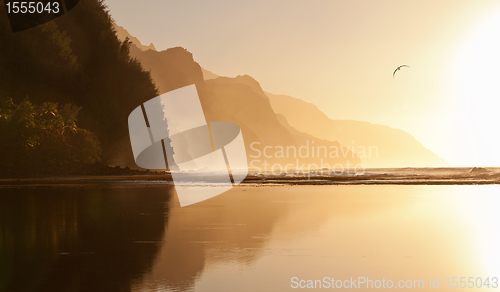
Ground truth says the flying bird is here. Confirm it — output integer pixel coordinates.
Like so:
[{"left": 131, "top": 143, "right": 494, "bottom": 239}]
[{"left": 393, "top": 65, "right": 409, "bottom": 78}]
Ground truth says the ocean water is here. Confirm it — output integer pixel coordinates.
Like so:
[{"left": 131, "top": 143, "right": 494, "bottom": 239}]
[{"left": 0, "top": 185, "right": 499, "bottom": 291}]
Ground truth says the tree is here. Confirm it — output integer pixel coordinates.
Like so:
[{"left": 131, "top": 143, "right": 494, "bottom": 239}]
[{"left": 0, "top": 96, "right": 101, "bottom": 175}]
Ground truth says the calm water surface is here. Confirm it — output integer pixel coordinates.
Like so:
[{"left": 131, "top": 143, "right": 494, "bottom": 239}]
[{"left": 0, "top": 185, "right": 499, "bottom": 291}]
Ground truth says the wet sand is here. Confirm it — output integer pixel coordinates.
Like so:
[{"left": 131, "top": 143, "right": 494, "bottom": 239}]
[{"left": 1, "top": 181, "right": 499, "bottom": 291}]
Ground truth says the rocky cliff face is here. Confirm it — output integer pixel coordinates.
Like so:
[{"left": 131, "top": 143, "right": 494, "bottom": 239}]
[
  {"left": 113, "top": 23, "right": 156, "bottom": 51},
  {"left": 112, "top": 20, "right": 448, "bottom": 169},
  {"left": 129, "top": 45, "right": 205, "bottom": 94},
  {"left": 125, "top": 42, "right": 360, "bottom": 171},
  {"left": 268, "top": 93, "right": 449, "bottom": 167}
]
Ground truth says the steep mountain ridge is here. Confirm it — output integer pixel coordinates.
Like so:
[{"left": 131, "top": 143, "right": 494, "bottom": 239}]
[
  {"left": 125, "top": 42, "right": 360, "bottom": 170},
  {"left": 113, "top": 23, "right": 156, "bottom": 51},
  {"left": 115, "top": 22, "right": 444, "bottom": 169},
  {"left": 268, "top": 93, "right": 448, "bottom": 167}
]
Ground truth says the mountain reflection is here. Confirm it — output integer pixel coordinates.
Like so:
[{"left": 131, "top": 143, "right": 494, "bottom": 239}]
[
  {"left": 3, "top": 185, "right": 496, "bottom": 292},
  {"left": 134, "top": 186, "right": 411, "bottom": 291},
  {"left": 133, "top": 186, "right": 497, "bottom": 292},
  {"left": 0, "top": 187, "right": 173, "bottom": 292}
]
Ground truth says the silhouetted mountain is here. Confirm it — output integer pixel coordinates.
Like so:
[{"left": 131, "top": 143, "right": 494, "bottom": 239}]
[
  {"left": 113, "top": 23, "right": 156, "bottom": 51},
  {"left": 203, "top": 75, "right": 295, "bottom": 147},
  {"left": 194, "top": 60, "right": 445, "bottom": 167},
  {"left": 268, "top": 93, "right": 448, "bottom": 167},
  {"left": 112, "top": 24, "right": 204, "bottom": 94},
  {"left": 124, "top": 41, "right": 360, "bottom": 169},
  {"left": 128, "top": 45, "right": 205, "bottom": 94},
  {"left": 204, "top": 75, "right": 362, "bottom": 169},
  {"left": 109, "top": 18, "right": 444, "bottom": 169},
  {"left": 201, "top": 68, "right": 220, "bottom": 80}
]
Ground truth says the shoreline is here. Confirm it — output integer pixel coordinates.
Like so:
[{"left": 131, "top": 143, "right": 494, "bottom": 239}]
[{"left": 1, "top": 167, "right": 499, "bottom": 187}]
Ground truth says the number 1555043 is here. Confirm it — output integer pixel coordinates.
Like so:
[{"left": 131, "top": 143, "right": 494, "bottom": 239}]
[
  {"left": 446, "top": 277, "right": 498, "bottom": 289},
  {"left": 5, "top": 2, "right": 60, "bottom": 14}
]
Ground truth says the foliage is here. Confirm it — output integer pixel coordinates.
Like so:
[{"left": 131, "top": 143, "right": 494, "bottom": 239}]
[
  {"left": 0, "top": 97, "right": 101, "bottom": 173},
  {"left": 0, "top": 0, "right": 159, "bottom": 166}
]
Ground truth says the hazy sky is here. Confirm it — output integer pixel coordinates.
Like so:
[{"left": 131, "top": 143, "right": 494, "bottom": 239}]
[{"left": 104, "top": 0, "right": 500, "bottom": 166}]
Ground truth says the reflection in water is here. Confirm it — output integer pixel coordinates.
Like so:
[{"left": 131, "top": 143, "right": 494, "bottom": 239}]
[
  {"left": 0, "top": 185, "right": 499, "bottom": 292},
  {"left": 0, "top": 187, "right": 173, "bottom": 292},
  {"left": 137, "top": 185, "right": 500, "bottom": 292}
]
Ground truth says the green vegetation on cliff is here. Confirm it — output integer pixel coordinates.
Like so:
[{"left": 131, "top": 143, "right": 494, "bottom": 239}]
[
  {"left": 0, "top": 97, "right": 101, "bottom": 175},
  {"left": 0, "top": 0, "right": 159, "bottom": 172}
]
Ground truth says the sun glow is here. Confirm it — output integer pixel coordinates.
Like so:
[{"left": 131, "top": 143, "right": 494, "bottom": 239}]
[
  {"left": 451, "top": 6, "right": 500, "bottom": 166},
  {"left": 457, "top": 186, "right": 500, "bottom": 276}
]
